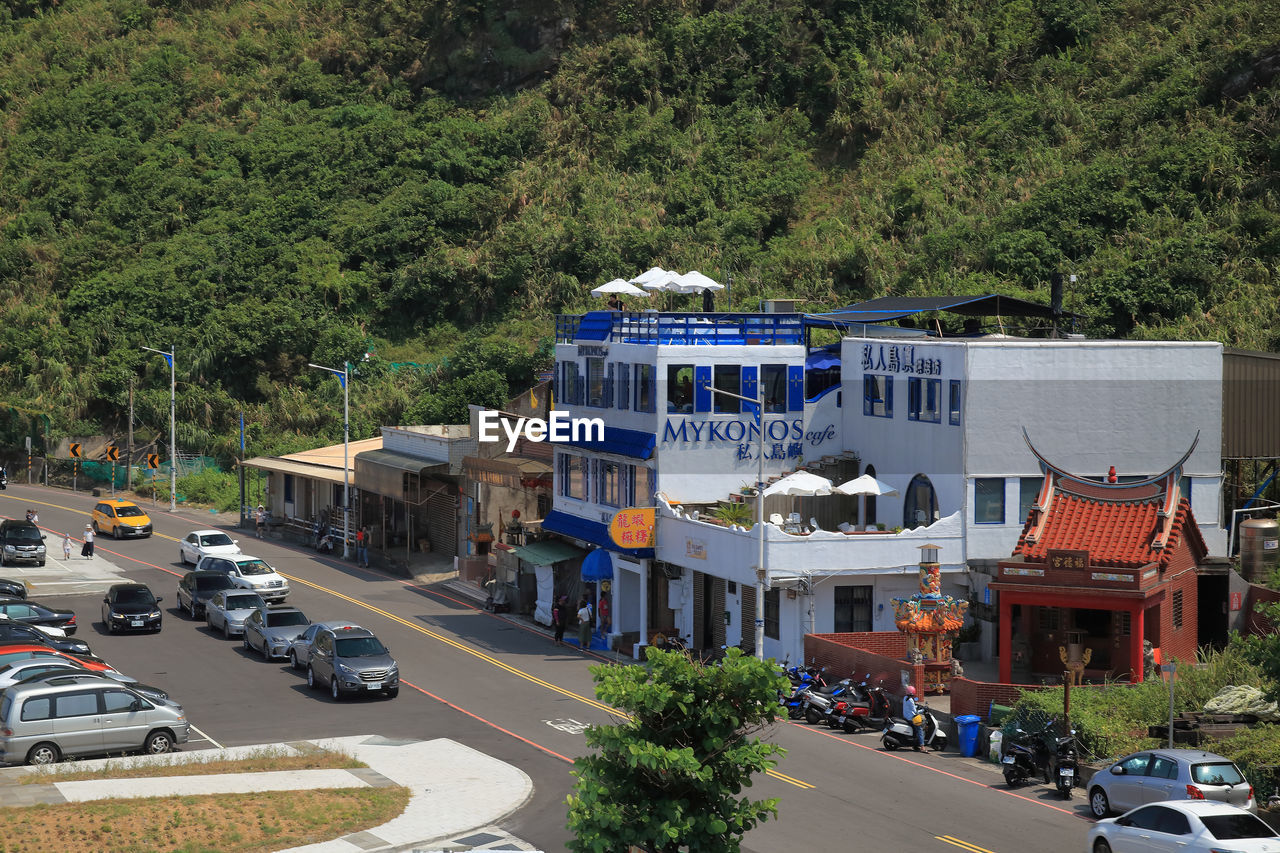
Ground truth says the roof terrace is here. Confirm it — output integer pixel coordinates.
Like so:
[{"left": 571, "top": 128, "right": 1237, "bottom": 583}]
[{"left": 555, "top": 311, "right": 804, "bottom": 346}]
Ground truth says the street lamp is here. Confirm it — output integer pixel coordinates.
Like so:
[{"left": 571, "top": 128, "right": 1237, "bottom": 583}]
[
  {"left": 141, "top": 345, "right": 177, "bottom": 512},
  {"left": 309, "top": 361, "right": 351, "bottom": 559},
  {"left": 704, "top": 382, "right": 767, "bottom": 661}
]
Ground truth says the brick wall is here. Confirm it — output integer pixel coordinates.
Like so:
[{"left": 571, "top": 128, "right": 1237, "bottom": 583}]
[
  {"left": 810, "top": 632, "right": 908, "bottom": 657},
  {"left": 804, "top": 633, "right": 922, "bottom": 707},
  {"left": 1160, "top": 567, "right": 1199, "bottom": 663},
  {"left": 950, "top": 676, "right": 1049, "bottom": 720}
]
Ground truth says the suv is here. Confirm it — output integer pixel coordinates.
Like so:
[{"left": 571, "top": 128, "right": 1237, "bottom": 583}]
[
  {"left": 305, "top": 625, "right": 398, "bottom": 701},
  {"left": 91, "top": 500, "right": 153, "bottom": 539},
  {"left": 0, "top": 675, "right": 188, "bottom": 765},
  {"left": 175, "top": 570, "right": 236, "bottom": 618},
  {"left": 0, "top": 521, "right": 46, "bottom": 567},
  {"left": 195, "top": 555, "right": 289, "bottom": 603}
]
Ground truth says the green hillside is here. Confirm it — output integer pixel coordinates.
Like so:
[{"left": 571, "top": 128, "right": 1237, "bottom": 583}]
[{"left": 0, "top": 0, "right": 1277, "bottom": 456}]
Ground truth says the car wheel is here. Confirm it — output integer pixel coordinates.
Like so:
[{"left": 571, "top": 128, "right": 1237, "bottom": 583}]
[
  {"left": 1092, "top": 840, "right": 1112, "bottom": 853},
  {"left": 243, "top": 635, "right": 251, "bottom": 652},
  {"left": 307, "top": 665, "right": 318, "bottom": 690},
  {"left": 223, "top": 621, "right": 230, "bottom": 639},
  {"left": 331, "top": 678, "right": 342, "bottom": 701},
  {"left": 26, "top": 742, "right": 60, "bottom": 765},
  {"left": 92, "top": 522, "right": 100, "bottom": 536},
  {"left": 144, "top": 730, "right": 174, "bottom": 755},
  {"left": 1089, "top": 787, "right": 1111, "bottom": 819},
  {"left": 289, "top": 649, "right": 300, "bottom": 670},
  {"left": 384, "top": 688, "right": 398, "bottom": 699},
  {"left": 105, "top": 616, "right": 116, "bottom": 635},
  {"left": 179, "top": 550, "right": 187, "bottom": 565}
]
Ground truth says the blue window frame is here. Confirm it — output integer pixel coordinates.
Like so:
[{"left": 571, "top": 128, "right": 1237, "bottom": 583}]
[
  {"left": 863, "top": 374, "right": 892, "bottom": 418},
  {"left": 741, "top": 365, "right": 759, "bottom": 419},
  {"left": 949, "top": 380, "right": 961, "bottom": 425},
  {"left": 907, "top": 378, "right": 941, "bottom": 423},
  {"left": 635, "top": 364, "right": 656, "bottom": 412},
  {"left": 974, "top": 478, "right": 1005, "bottom": 524},
  {"left": 787, "top": 365, "right": 804, "bottom": 411},
  {"left": 694, "top": 365, "right": 713, "bottom": 412}
]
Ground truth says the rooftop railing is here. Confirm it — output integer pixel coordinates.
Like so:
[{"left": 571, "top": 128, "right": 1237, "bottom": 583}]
[{"left": 555, "top": 311, "right": 805, "bottom": 346}]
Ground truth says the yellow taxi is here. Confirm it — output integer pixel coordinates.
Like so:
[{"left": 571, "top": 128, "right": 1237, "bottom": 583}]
[{"left": 91, "top": 500, "right": 154, "bottom": 539}]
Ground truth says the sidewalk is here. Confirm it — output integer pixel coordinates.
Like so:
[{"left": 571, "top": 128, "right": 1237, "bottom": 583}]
[{"left": 0, "top": 735, "right": 543, "bottom": 852}]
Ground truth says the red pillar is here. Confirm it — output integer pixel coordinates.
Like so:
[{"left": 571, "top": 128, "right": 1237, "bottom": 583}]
[
  {"left": 1130, "top": 605, "right": 1145, "bottom": 683},
  {"left": 1000, "top": 594, "right": 1013, "bottom": 684}
]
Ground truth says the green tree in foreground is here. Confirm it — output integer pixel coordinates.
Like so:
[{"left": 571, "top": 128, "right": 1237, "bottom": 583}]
[{"left": 566, "top": 647, "right": 786, "bottom": 853}]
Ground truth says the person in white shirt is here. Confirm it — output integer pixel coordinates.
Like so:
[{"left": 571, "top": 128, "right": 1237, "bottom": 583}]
[{"left": 576, "top": 599, "right": 593, "bottom": 651}]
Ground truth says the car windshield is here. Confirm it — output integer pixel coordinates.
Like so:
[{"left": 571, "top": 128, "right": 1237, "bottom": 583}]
[
  {"left": 237, "top": 561, "right": 274, "bottom": 576},
  {"left": 226, "top": 596, "right": 261, "bottom": 610},
  {"left": 335, "top": 636, "right": 387, "bottom": 657},
  {"left": 200, "top": 534, "right": 233, "bottom": 547},
  {"left": 114, "top": 589, "right": 154, "bottom": 605},
  {"left": 1192, "top": 763, "right": 1246, "bottom": 786},
  {"left": 5, "top": 526, "right": 41, "bottom": 542},
  {"left": 1202, "top": 813, "right": 1276, "bottom": 840},
  {"left": 195, "top": 576, "right": 235, "bottom": 591},
  {"left": 116, "top": 506, "right": 145, "bottom": 518},
  {"left": 266, "top": 612, "right": 308, "bottom": 628}
]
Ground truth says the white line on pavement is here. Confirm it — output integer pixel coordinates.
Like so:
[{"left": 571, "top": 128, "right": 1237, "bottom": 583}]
[{"left": 190, "top": 724, "right": 223, "bottom": 749}]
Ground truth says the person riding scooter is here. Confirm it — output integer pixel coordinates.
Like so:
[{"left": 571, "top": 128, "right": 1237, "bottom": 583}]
[{"left": 902, "top": 686, "right": 926, "bottom": 751}]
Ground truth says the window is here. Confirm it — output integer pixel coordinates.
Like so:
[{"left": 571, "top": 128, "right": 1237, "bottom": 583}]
[
  {"left": 1173, "top": 589, "right": 1183, "bottom": 628},
  {"left": 907, "top": 378, "right": 941, "bottom": 423},
  {"left": 761, "top": 364, "right": 787, "bottom": 414},
  {"left": 597, "top": 461, "right": 622, "bottom": 507},
  {"left": 1152, "top": 806, "right": 1191, "bottom": 836},
  {"left": 834, "top": 586, "right": 873, "bottom": 632},
  {"left": 587, "top": 358, "right": 606, "bottom": 407},
  {"left": 1018, "top": 477, "right": 1042, "bottom": 525},
  {"left": 949, "top": 380, "right": 961, "bottom": 425},
  {"left": 20, "top": 696, "right": 52, "bottom": 722},
  {"left": 713, "top": 365, "right": 741, "bottom": 413},
  {"left": 55, "top": 691, "right": 99, "bottom": 718},
  {"left": 631, "top": 465, "right": 654, "bottom": 507},
  {"left": 1117, "top": 611, "right": 1131, "bottom": 636},
  {"left": 974, "top": 478, "right": 1005, "bottom": 523},
  {"left": 1038, "top": 607, "right": 1059, "bottom": 631},
  {"left": 102, "top": 690, "right": 139, "bottom": 714},
  {"left": 559, "top": 361, "right": 582, "bottom": 406},
  {"left": 765, "top": 588, "right": 780, "bottom": 640},
  {"left": 1148, "top": 756, "right": 1179, "bottom": 779},
  {"left": 559, "top": 453, "right": 588, "bottom": 500},
  {"left": 863, "top": 375, "right": 892, "bottom": 417},
  {"left": 634, "top": 364, "right": 655, "bottom": 412},
  {"left": 616, "top": 362, "right": 630, "bottom": 410},
  {"left": 667, "top": 364, "right": 693, "bottom": 413}
]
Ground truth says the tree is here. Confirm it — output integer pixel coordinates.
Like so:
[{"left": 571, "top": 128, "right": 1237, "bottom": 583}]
[
  {"left": 566, "top": 647, "right": 786, "bottom": 853},
  {"left": 1237, "top": 601, "right": 1280, "bottom": 701}
]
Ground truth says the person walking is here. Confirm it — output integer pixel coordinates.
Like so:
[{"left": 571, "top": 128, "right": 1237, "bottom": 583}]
[
  {"left": 81, "top": 523, "right": 95, "bottom": 559},
  {"left": 26, "top": 508, "right": 38, "bottom": 525},
  {"left": 902, "top": 685, "right": 925, "bottom": 752},
  {"left": 576, "top": 597, "right": 593, "bottom": 652},
  {"left": 62, "top": 532, "right": 73, "bottom": 561},
  {"left": 355, "top": 525, "right": 369, "bottom": 568},
  {"left": 551, "top": 596, "right": 566, "bottom": 646},
  {"left": 255, "top": 505, "right": 267, "bottom": 539}
]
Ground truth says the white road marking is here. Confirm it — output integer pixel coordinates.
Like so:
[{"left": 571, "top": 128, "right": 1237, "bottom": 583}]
[{"left": 189, "top": 724, "right": 223, "bottom": 749}]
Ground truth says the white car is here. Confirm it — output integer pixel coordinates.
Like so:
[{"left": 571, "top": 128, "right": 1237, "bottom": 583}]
[
  {"left": 179, "top": 530, "right": 242, "bottom": 565},
  {"left": 195, "top": 554, "right": 290, "bottom": 603},
  {"left": 1087, "top": 800, "right": 1280, "bottom": 853},
  {"left": 203, "top": 590, "right": 266, "bottom": 638},
  {"left": 0, "top": 612, "right": 65, "bottom": 638}
]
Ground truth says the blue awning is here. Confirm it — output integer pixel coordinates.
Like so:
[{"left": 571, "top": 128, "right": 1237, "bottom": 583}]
[
  {"left": 806, "top": 350, "right": 840, "bottom": 370},
  {"left": 581, "top": 549, "right": 614, "bottom": 582},
  {"left": 574, "top": 311, "right": 613, "bottom": 341},
  {"left": 563, "top": 426, "right": 656, "bottom": 460},
  {"left": 541, "top": 509, "right": 655, "bottom": 558}
]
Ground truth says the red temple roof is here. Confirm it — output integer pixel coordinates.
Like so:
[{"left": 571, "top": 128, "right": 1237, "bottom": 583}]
[{"left": 1014, "top": 492, "right": 1206, "bottom": 570}]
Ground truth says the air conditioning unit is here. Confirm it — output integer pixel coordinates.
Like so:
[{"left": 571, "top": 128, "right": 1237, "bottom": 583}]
[
  {"left": 662, "top": 564, "right": 683, "bottom": 580},
  {"left": 762, "top": 299, "right": 797, "bottom": 314}
]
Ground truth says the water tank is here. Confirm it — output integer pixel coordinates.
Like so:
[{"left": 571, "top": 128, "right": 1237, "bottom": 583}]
[{"left": 1240, "top": 518, "right": 1280, "bottom": 583}]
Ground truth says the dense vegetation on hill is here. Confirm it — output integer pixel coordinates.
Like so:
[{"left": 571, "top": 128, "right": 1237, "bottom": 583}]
[{"left": 0, "top": 0, "right": 1276, "bottom": 459}]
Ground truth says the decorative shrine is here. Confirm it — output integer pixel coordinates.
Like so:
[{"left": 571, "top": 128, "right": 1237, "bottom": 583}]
[{"left": 891, "top": 544, "right": 969, "bottom": 694}]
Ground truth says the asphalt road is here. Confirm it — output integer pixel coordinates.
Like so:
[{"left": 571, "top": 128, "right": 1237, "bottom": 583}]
[{"left": 0, "top": 484, "right": 1093, "bottom": 853}]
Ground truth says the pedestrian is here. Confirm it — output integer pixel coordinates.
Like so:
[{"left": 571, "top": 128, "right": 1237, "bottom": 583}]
[
  {"left": 597, "top": 593, "right": 611, "bottom": 635},
  {"left": 576, "top": 598, "right": 593, "bottom": 651},
  {"left": 81, "top": 523, "right": 95, "bottom": 559},
  {"left": 255, "top": 504, "right": 266, "bottom": 539},
  {"left": 312, "top": 518, "right": 322, "bottom": 549},
  {"left": 606, "top": 294, "right": 625, "bottom": 311},
  {"left": 26, "top": 508, "right": 38, "bottom": 525},
  {"left": 551, "top": 596, "right": 566, "bottom": 646},
  {"left": 62, "top": 532, "right": 73, "bottom": 561},
  {"left": 902, "top": 685, "right": 925, "bottom": 752},
  {"left": 355, "top": 525, "right": 369, "bottom": 568}
]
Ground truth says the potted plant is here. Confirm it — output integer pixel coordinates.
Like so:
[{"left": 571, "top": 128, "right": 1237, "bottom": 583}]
[{"left": 710, "top": 502, "right": 753, "bottom": 527}]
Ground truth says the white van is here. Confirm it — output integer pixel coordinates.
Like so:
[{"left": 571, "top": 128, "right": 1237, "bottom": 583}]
[{"left": 0, "top": 674, "right": 189, "bottom": 765}]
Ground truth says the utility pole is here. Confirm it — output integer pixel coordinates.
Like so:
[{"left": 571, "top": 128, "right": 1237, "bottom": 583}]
[{"left": 127, "top": 379, "right": 134, "bottom": 492}]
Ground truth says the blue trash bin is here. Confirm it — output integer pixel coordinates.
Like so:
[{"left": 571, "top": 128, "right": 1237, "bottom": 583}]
[{"left": 956, "top": 714, "right": 982, "bottom": 757}]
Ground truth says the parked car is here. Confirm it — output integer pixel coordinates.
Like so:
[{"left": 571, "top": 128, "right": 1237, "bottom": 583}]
[
  {"left": 286, "top": 620, "right": 360, "bottom": 672},
  {"left": 175, "top": 570, "right": 236, "bottom": 618},
  {"left": 0, "top": 577, "right": 26, "bottom": 599},
  {"left": 242, "top": 607, "right": 310, "bottom": 660},
  {"left": 0, "top": 659, "right": 144, "bottom": 691},
  {"left": 0, "top": 674, "right": 188, "bottom": 765},
  {"left": 1086, "top": 800, "right": 1279, "bottom": 853},
  {"left": 101, "top": 584, "right": 163, "bottom": 634},
  {"left": 178, "top": 530, "right": 241, "bottom": 566},
  {"left": 0, "top": 621, "right": 92, "bottom": 657},
  {"left": 0, "top": 646, "right": 113, "bottom": 671},
  {"left": 0, "top": 520, "right": 46, "bottom": 567},
  {"left": 13, "top": 669, "right": 172, "bottom": 705},
  {"left": 91, "top": 500, "right": 153, "bottom": 539},
  {"left": 305, "top": 624, "right": 399, "bottom": 700},
  {"left": 195, "top": 555, "right": 289, "bottom": 603},
  {"left": 204, "top": 590, "right": 266, "bottom": 638},
  {"left": 0, "top": 613, "right": 65, "bottom": 639},
  {"left": 1089, "top": 749, "right": 1256, "bottom": 818},
  {"left": 0, "top": 598, "right": 77, "bottom": 634}
]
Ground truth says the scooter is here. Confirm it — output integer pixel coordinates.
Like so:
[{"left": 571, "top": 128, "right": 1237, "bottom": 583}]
[
  {"left": 881, "top": 699, "right": 947, "bottom": 752},
  {"left": 1001, "top": 724, "right": 1052, "bottom": 787},
  {"left": 802, "top": 677, "right": 856, "bottom": 724},
  {"left": 1052, "top": 730, "right": 1079, "bottom": 798}
]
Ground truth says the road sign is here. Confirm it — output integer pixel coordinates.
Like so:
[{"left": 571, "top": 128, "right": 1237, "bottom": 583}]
[
  {"left": 106, "top": 445, "right": 120, "bottom": 462},
  {"left": 146, "top": 453, "right": 160, "bottom": 469},
  {"left": 69, "top": 443, "right": 82, "bottom": 458},
  {"left": 1161, "top": 663, "right": 1176, "bottom": 674}
]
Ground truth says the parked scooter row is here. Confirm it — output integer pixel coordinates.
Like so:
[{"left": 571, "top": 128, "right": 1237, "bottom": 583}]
[
  {"left": 1000, "top": 719, "right": 1079, "bottom": 798},
  {"left": 778, "top": 670, "right": 948, "bottom": 752}
]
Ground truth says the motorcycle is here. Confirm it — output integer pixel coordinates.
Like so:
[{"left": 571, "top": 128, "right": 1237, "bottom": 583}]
[
  {"left": 1001, "top": 723, "right": 1053, "bottom": 787},
  {"left": 1051, "top": 729, "right": 1079, "bottom": 798},
  {"left": 802, "top": 677, "right": 856, "bottom": 724},
  {"left": 881, "top": 698, "right": 947, "bottom": 752}
]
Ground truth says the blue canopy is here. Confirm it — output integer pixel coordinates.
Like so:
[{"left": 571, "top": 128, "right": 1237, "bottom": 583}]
[
  {"left": 581, "top": 549, "right": 614, "bottom": 582},
  {"left": 806, "top": 350, "right": 840, "bottom": 370}
]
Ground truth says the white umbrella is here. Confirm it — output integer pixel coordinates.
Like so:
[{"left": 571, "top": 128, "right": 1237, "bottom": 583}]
[
  {"left": 671, "top": 270, "right": 725, "bottom": 293},
  {"left": 630, "top": 267, "right": 675, "bottom": 288},
  {"left": 591, "top": 279, "right": 649, "bottom": 298},
  {"left": 762, "top": 470, "right": 836, "bottom": 497},
  {"left": 834, "top": 474, "right": 900, "bottom": 497}
]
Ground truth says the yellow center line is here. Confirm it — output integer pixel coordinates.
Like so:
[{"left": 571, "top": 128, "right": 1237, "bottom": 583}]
[
  {"left": 937, "top": 835, "right": 997, "bottom": 853},
  {"left": 0, "top": 496, "right": 181, "bottom": 543},
  {"left": 283, "top": 572, "right": 813, "bottom": 789}
]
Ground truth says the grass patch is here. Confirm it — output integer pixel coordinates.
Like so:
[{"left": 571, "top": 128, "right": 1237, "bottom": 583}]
[
  {"left": 21, "top": 746, "right": 363, "bottom": 785},
  {"left": 0, "top": 787, "right": 410, "bottom": 852}
]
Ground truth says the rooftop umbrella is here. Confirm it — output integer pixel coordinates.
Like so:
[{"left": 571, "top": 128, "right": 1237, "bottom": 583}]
[
  {"left": 761, "top": 470, "right": 837, "bottom": 497},
  {"left": 834, "top": 474, "right": 900, "bottom": 497},
  {"left": 591, "top": 279, "right": 649, "bottom": 298},
  {"left": 671, "top": 270, "right": 725, "bottom": 293}
]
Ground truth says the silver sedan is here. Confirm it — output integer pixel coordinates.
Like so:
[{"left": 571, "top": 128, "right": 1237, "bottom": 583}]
[
  {"left": 204, "top": 590, "right": 265, "bottom": 639},
  {"left": 243, "top": 607, "right": 310, "bottom": 660}
]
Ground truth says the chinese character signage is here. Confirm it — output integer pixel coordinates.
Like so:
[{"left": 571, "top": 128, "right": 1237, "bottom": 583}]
[
  {"left": 609, "top": 507, "right": 655, "bottom": 549},
  {"left": 1047, "top": 549, "right": 1089, "bottom": 570},
  {"left": 860, "top": 343, "right": 943, "bottom": 376}
]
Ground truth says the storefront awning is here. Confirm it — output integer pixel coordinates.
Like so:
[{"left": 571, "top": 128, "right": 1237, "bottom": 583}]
[
  {"left": 242, "top": 456, "right": 349, "bottom": 486},
  {"left": 542, "top": 509, "right": 655, "bottom": 558},
  {"left": 581, "top": 549, "right": 614, "bottom": 581},
  {"left": 563, "top": 426, "right": 656, "bottom": 460},
  {"left": 508, "top": 540, "right": 585, "bottom": 566},
  {"left": 355, "top": 449, "right": 449, "bottom": 502}
]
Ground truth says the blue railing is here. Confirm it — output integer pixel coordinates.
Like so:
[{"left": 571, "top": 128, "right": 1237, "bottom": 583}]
[{"left": 555, "top": 312, "right": 804, "bottom": 346}]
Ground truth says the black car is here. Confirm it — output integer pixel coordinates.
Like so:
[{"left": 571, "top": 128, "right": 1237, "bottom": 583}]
[
  {"left": 0, "top": 520, "right": 46, "bottom": 567},
  {"left": 0, "top": 578, "right": 25, "bottom": 599},
  {"left": 0, "top": 621, "right": 93, "bottom": 657},
  {"left": 176, "top": 570, "right": 236, "bottom": 618},
  {"left": 101, "top": 584, "right": 163, "bottom": 634},
  {"left": 0, "top": 598, "right": 78, "bottom": 634}
]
